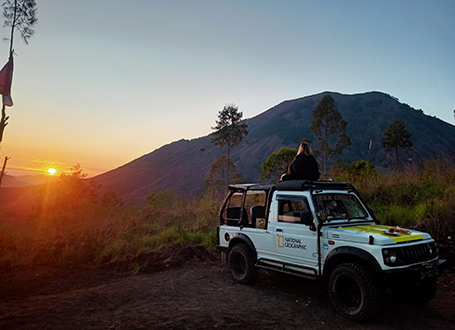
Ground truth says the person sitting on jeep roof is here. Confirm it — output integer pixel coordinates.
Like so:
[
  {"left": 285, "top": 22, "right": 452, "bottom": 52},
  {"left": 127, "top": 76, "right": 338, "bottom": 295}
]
[{"left": 280, "top": 141, "right": 320, "bottom": 181}]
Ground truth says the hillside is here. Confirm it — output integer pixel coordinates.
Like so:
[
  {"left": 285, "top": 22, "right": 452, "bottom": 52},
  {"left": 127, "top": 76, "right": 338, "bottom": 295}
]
[
  {"left": 94, "top": 91, "right": 455, "bottom": 204},
  {"left": 1, "top": 174, "right": 58, "bottom": 187}
]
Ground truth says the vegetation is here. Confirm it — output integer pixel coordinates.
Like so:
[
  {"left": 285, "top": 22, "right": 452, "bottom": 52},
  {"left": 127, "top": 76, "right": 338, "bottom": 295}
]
[
  {"left": 382, "top": 118, "right": 413, "bottom": 166},
  {"left": 333, "top": 158, "right": 455, "bottom": 242},
  {"left": 204, "top": 154, "right": 243, "bottom": 199},
  {"left": 211, "top": 104, "right": 248, "bottom": 188},
  {"left": 0, "top": 0, "right": 38, "bottom": 186},
  {"left": 0, "top": 166, "right": 221, "bottom": 269},
  {"left": 260, "top": 147, "right": 297, "bottom": 183},
  {"left": 1, "top": 158, "right": 454, "bottom": 270},
  {"left": 311, "top": 94, "right": 351, "bottom": 178}
]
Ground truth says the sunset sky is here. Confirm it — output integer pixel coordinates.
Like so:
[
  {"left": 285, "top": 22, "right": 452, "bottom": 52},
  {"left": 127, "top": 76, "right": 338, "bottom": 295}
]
[{"left": 1, "top": 0, "right": 454, "bottom": 177}]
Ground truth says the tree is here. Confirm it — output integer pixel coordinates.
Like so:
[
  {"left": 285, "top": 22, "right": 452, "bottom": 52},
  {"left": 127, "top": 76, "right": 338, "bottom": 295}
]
[
  {"left": 311, "top": 94, "right": 351, "bottom": 177},
  {"left": 0, "top": 0, "right": 37, "bottom": 178},
  {"left": 55, "top": 164, "right": 100, "bottom": 209},
  {"left": 331, "top": 159, "right": 378, "bottom": 184},
  {"left": 204, "top": 155, "right": 243, "bottom": 199},
  {"left": 260, "top": 147, "right": 297, "bottom": 183},
  {"left": 30, "top": 164, "right": 100, "bottom": 216},
  {"left": 381, "top": 118, "right": 413, "bottom": 166},
  {"left": 211, "top": 104, "right": 248, "bottom": 188}
]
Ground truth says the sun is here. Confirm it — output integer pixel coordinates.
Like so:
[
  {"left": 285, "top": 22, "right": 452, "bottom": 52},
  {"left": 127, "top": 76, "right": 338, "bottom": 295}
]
[{"left": 47, "top": 168, "right": 57, "bottom": 175}]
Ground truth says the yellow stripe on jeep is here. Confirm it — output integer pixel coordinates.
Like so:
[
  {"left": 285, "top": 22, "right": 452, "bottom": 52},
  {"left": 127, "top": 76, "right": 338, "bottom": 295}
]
[{"left": 339, "top": 225, "right": 424, "bottom": 243}]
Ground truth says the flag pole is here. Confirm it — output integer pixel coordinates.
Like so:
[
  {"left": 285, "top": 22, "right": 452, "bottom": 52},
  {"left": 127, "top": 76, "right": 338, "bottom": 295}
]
[
  {"left": 0, "top": 0, "right": 16, "bottom": 146},
  {"left": 9, "top": 0, "right": 17, "bottom": 59},
  {"left": 0, "top": 104, "right": 8, "bottom": 142},
  {"left": 0, "top": 155, "right": 10, "bottom": 187}
]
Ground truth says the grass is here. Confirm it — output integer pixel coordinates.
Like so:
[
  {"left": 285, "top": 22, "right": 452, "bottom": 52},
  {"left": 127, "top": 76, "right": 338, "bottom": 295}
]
[
  {"left": 335, "top": 158, "right": 455, "bottom": 242},
  {"left": 0, "top": 174, "right": 222, "bottom": 268}
]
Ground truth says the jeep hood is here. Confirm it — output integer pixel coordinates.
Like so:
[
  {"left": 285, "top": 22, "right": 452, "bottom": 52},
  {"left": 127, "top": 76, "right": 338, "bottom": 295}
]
[{"left": 328, "top": 224, "right": 431, "bottom": 245}]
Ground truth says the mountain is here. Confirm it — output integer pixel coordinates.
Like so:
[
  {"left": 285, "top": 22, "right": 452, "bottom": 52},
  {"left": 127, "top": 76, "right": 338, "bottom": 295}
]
[
  {"left": 1, "top": 174, "right": 59, "bottom": 187},
  {"left": 94, "top": 91, "right": 455, "bottom": 204},
  {"left": 1, "top": 174, "right": 28, "bottom": 187}
]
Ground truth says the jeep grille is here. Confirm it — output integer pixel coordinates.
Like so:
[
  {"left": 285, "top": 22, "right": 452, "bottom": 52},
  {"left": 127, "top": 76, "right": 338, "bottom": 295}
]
[{"left": 396, "top": 243, "right": 436, "bottom": 265}]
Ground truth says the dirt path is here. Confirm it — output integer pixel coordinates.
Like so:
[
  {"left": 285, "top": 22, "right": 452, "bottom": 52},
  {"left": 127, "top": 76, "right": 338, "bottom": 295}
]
[{"left": 1, "top": 247, "right": 455, "bottom": 330}]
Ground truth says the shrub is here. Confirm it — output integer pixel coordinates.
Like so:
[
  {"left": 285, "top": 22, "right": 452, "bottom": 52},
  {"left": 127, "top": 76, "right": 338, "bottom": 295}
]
[
  {"left": 371, "top": 202, "right": 416, "bottom": 227},
  {"left": 338, "top": 158, "right": 455, "bottom": 238},
  {"left": 414, "top": 198, "right": 450, "bottom": 222},
  {"left": 0, "top": 186, "right": 221, "bottom": 269}
]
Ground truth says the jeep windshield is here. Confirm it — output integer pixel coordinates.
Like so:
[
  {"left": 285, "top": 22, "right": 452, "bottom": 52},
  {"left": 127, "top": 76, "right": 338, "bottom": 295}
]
[{"left": 313, "top": 193, "right": 370, "bottom": 223}]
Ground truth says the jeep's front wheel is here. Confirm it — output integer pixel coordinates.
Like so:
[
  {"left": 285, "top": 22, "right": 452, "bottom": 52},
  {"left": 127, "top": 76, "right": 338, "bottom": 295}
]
[
  {"left": 328, "top": 262, "right": 380, "bottom": 322},
  {"left": 393, "top": 278, "right": 437, "bottom": 306},
  {"left": 412, "top": 278, "right": 437, "bottom": 305},
  {"left": 228, "top": 244, "right": 258, "bottom": 284}
]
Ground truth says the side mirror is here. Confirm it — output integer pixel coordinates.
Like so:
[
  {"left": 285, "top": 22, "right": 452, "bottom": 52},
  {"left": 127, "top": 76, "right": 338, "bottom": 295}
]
[{"left": 300, "top": 211, "right": 314, "bottom": 226}]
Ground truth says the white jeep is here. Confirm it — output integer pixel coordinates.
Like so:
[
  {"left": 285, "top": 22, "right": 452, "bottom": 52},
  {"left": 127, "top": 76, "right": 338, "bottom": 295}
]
[{"left": 216, "top": 180, "right": 445, "bottom": 322}]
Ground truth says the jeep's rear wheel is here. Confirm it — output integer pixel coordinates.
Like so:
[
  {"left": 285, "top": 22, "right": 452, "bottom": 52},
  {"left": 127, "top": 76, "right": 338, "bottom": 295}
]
[
  {"left": 228, "top": 244, "right": 257, "bottom": 284},
  {"left": 328, "top": 262, "right": 380, "bottom": 322}
]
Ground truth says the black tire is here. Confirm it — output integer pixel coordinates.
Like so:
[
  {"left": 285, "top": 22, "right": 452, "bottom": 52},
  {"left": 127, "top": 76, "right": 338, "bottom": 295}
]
[
  {"left": 393, "top": 278, "right": 437, "bottom": 306},
  {"left": 228, "top": 244, "right": 258, "bottom": 284},
  {"left": 328, "top": 262, "right": 380, "bottom": 322},
  {"left": 412, "top": 278, "right": 437, "bottom": 305}
]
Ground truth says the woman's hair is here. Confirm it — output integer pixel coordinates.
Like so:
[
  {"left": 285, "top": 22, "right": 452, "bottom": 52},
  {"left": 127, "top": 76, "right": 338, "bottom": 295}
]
[{"left": 299, "top": 142, "right": 314, "bottom": 156}]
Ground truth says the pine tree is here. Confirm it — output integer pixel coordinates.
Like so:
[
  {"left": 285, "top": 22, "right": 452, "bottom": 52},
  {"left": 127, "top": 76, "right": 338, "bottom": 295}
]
[
  {"left": 382, "top": 118, "right": 413, "bottom": 166},
  {"left": 211, "top": 104, "right": 248, "bottom": 188},
  {"left": 311, "top": 94, "right": 351, "bottom": 177}
]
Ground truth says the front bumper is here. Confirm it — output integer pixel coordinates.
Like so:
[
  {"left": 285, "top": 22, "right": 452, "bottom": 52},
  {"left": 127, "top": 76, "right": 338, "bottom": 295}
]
[{"left": 380, "top": 258, "right": 446, "bottom": 282}]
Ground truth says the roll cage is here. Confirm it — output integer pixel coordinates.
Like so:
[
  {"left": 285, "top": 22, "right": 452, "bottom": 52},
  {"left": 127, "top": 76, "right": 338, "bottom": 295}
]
[{"left": 218, "top": 180, "right": 378, "bottom": 228}]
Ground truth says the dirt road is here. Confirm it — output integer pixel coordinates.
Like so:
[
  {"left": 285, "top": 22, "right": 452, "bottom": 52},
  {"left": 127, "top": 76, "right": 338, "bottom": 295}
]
[{"left": 1, "top": 246, "right": 454, "bottom": 330}]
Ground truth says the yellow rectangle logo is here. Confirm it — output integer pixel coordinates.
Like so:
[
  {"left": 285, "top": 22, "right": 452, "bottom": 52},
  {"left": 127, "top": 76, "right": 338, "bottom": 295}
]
[{"left": 278, "top": 235, "right": 284, "bottom": 248}]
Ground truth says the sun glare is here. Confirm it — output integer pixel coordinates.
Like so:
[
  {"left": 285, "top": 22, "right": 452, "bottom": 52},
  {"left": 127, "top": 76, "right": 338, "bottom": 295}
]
[{"left": 48, "top": 168, "right": 57, "bottom": 175}]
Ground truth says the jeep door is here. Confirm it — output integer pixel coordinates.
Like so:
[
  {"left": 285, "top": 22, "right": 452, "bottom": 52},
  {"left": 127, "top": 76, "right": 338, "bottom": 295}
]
[{"left": 272, "top": 195, "right": 319, "bottom": 268}]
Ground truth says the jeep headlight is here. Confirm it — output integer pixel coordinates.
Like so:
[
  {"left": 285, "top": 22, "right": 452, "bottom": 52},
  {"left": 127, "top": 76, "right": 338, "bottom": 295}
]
[
  {"left": 382, "top": 249, "right": 397, "bottom": 265},
  {"left": 429, "top": 242, "right": 438, "bottom": 257}
]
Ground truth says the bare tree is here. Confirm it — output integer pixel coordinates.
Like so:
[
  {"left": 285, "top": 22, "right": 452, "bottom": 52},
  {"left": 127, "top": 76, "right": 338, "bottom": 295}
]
[
  {"left": 0, "top": 0, "right": 37, "bottom": 186},
  {"left": 0, "top": 0, "right": 37, "bottom": 144}
]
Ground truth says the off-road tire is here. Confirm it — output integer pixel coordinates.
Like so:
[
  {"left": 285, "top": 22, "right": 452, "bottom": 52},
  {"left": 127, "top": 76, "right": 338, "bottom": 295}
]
[
  {"left": 412, "top": 278, "right": 437, "bottom": 305},
  {"left": 393, "top": 278, "right": 437, "bottom": 306},
  {"left": 328, "top": 262, "right": 380, "bottom": 322},
  {"left": 228, "top": 244, "right": 258, "bottom": 284}
]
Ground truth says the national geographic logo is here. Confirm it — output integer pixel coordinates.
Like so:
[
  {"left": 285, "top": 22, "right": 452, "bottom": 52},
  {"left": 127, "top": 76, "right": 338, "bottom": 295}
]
[{"left": 278, "top": 236, "right": 307, "bottom": 250}]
